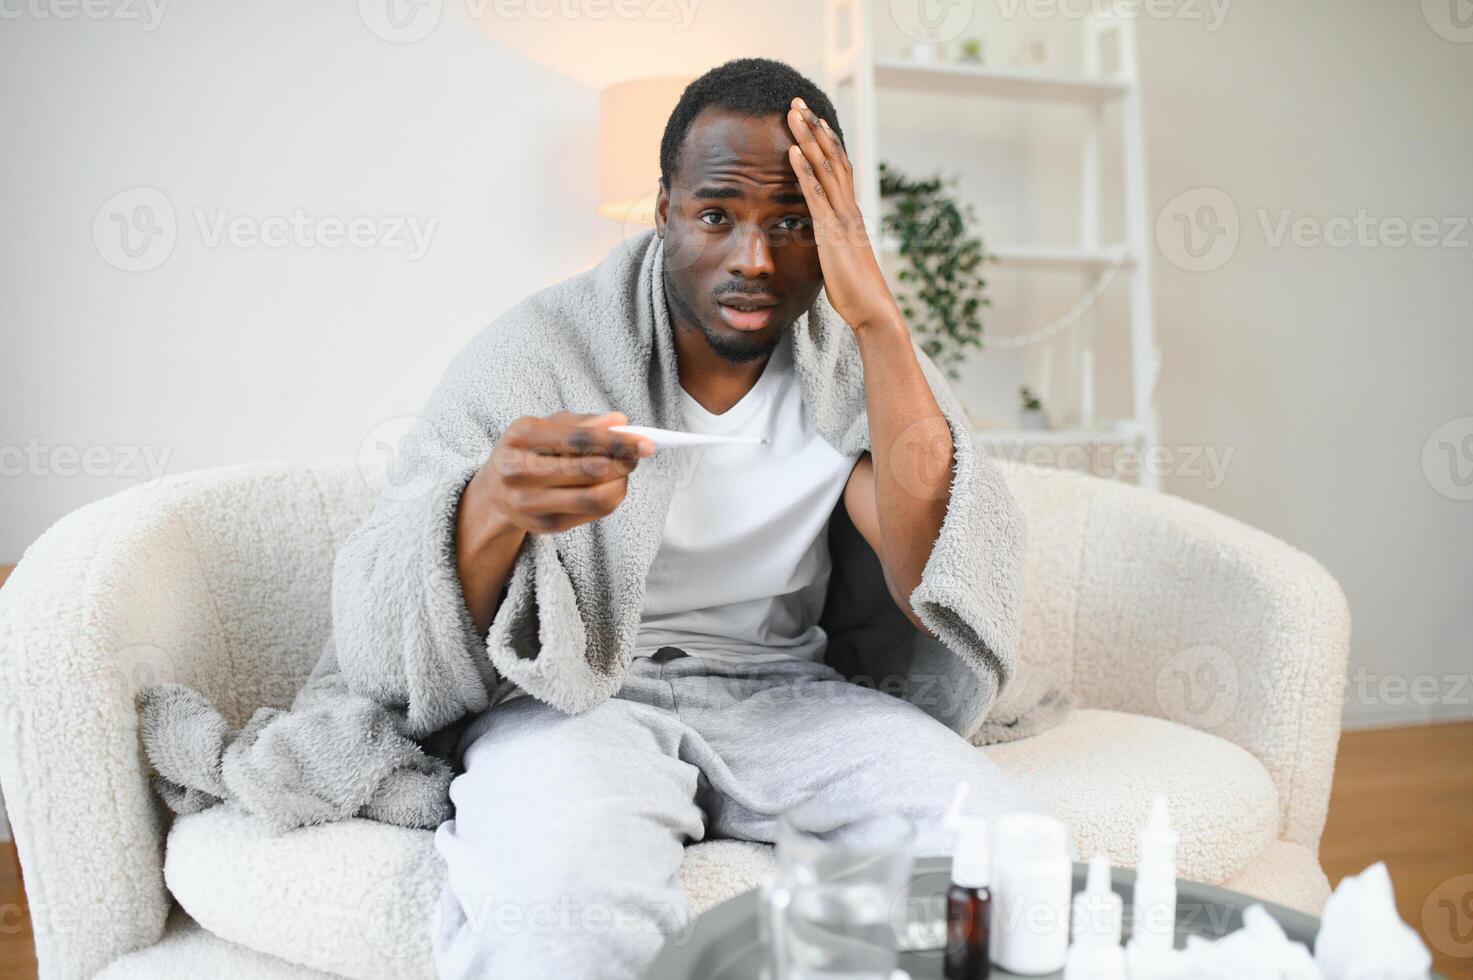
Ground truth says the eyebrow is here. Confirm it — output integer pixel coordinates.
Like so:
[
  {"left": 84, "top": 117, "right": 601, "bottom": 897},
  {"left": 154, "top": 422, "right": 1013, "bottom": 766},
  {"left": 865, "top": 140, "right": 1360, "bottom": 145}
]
[{"left": 692, "top": 185, "right": 807, "bottom": 206}]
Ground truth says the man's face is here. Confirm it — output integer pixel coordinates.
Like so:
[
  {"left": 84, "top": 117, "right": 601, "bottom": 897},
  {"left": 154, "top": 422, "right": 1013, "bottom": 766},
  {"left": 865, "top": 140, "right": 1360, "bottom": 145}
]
[{"left": 655, "top": 108, "right": 824, "bottom": 364}]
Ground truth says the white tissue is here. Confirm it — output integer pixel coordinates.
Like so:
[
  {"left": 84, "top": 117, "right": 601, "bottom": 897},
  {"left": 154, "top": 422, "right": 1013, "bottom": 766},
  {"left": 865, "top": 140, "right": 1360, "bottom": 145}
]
[
  {"left": 1172, "top": 905, "right": 1321, "bottom": 979},
  {"left": 1119, "top": 862, "right": 1433, "bottom": 980},
  {"left": 1314, "top": 862, "right": 1432, "bottom": 980}
]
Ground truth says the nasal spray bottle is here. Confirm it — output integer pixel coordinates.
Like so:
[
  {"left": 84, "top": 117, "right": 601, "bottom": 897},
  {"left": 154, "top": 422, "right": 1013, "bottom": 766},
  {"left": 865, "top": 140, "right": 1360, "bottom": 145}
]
[
  {"left": 1063, "top": 856, "right": 1126, "bottom": 980},
  {"left": 941, "top": 781, "right": 991, "bottom": 979},
  {"left": 1126, "top": 796, "right": 1180, "bottom": 978}
]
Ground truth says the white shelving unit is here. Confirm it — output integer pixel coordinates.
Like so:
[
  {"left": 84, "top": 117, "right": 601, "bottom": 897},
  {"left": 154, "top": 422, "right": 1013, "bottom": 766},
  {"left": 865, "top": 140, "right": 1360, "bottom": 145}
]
[{"left": 824, "top": 0, "right": 1162, "bottom": 488}]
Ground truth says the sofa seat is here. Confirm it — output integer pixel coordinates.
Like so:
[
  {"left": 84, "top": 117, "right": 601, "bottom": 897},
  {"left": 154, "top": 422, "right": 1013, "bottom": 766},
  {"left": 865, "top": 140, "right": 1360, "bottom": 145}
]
[{"left": 161, "top": 707, "right": 1283, "bottom": 980}]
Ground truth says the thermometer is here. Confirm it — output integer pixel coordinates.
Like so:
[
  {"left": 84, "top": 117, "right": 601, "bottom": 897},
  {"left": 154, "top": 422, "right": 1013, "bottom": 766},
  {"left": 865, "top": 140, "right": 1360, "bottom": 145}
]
[{"left": 609, "top": 424, "right": 769, "bottom": 450}]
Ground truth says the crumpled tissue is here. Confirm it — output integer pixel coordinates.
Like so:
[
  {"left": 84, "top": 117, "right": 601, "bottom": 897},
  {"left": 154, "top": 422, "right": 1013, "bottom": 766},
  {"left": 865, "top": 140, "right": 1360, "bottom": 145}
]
[
  {"left": 1123, "top": 861, "right": 1432, "bottom": 979},
  {"left": 1314, "top": 861, "right": 1433, "bottom": 979}
]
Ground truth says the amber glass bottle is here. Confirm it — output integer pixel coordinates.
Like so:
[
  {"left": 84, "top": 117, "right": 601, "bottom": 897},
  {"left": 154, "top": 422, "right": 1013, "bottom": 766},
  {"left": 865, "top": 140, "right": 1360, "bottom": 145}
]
[{"left": 944, "top": 815, "right": 992, "bottom": 979}]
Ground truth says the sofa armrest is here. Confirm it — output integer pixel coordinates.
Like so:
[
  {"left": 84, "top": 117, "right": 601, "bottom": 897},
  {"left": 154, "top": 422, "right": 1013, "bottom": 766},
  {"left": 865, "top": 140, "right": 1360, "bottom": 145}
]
[
  {"left": 0, "top": 459, "right": 373, "bottom": 979},
  {"left": 1061, "top": 473, "right": 1351, "bottom": 851}
]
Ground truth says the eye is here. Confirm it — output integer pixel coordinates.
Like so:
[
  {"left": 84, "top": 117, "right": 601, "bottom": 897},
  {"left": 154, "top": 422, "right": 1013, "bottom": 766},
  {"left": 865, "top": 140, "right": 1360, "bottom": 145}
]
[
  {"left": 777, "top": 216, "right": 809, "bottom": 231},
  {"left": 698, "top": 211, "right": 727, "bottom": 226}
]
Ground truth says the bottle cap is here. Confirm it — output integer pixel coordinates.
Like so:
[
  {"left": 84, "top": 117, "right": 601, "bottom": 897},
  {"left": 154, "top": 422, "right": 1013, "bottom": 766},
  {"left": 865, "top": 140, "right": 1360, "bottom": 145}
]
[
  {"left": 942, "top": 780, "right": 991, "bottom": 888},
  {"left": 995, "top": 811, "right": 1070, "bottom": 863},
  {"left": 952, "top": 816, "right": 990, "bottom": 888}
]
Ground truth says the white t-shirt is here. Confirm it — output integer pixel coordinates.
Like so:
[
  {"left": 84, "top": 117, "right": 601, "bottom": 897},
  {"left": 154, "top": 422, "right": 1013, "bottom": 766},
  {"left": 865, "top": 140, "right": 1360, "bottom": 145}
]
[{"left": 634, "top": 331, "right": 863, "bottom": 664}]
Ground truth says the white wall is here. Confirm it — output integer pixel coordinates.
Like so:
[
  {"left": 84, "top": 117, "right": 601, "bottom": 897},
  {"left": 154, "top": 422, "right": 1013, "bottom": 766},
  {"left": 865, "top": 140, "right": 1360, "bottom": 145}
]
[
  {"left": 2, "top": 1, "right": 1468, "bottom": 729},
  {"left": 0, "top": 0, "right": 825, "bottom": 562},
  {"left": 1137, "top": 3, "right": 1473, "bottom": 727}
]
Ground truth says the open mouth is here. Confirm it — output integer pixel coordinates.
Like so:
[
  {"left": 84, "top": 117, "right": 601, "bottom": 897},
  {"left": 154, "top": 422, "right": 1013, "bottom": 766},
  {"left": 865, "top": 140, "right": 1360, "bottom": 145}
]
[{"left": 716, "top": 297, "right": 778, "bottom": 331}]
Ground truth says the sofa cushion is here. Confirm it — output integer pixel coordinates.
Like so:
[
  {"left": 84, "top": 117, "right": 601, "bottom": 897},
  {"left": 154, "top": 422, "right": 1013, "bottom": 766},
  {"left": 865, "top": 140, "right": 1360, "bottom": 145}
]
[
  {"left": 984, "top": 708, "right": 1281, "bottom": 882},
  {"left": 164, "top": 804, "right": 779, "bottom": 980},
  {"left": 164, "top": 708, "right": 1279, "bottom": 980}
]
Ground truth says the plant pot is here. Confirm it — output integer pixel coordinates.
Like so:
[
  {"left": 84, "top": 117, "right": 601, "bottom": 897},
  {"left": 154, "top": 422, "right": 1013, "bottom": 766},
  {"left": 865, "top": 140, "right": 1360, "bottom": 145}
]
[
  {"left": 1018, "top": 408, "right": 1049, "bottom": 431},
  {"left": 911, "top": 41, "right": 945, "bottom": 64}
]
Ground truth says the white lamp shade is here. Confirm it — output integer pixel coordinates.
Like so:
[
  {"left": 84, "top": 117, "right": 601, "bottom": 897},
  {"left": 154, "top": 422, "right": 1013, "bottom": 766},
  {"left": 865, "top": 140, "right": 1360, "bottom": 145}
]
[{"left": 598, "top": 76, "right": 692, "bottom": 225}]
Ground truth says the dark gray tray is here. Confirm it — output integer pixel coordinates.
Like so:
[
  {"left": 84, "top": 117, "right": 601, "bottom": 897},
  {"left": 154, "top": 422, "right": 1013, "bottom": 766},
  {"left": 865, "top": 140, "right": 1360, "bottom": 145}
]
[{"left": 646, "top": 857, "right": 1324, "bottom": 979}]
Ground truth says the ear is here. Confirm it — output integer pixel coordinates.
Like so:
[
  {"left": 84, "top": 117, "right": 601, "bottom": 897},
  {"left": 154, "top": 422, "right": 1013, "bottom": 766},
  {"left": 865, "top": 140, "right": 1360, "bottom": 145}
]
[{"left": 654, "top": 182, "right": 669, "bottom": 237}]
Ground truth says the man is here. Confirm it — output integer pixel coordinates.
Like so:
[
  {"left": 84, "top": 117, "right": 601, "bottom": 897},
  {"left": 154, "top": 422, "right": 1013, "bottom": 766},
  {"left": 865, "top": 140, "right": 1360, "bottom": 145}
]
[{"left": 430, "top": 58, "right": 1050, "bottom": 979}]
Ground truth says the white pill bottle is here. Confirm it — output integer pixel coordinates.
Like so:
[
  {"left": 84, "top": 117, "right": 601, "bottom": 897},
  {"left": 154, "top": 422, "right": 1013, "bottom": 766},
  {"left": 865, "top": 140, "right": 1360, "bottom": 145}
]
[{"left": 988, "top": 812, "right": 1073, "bottom": 974}]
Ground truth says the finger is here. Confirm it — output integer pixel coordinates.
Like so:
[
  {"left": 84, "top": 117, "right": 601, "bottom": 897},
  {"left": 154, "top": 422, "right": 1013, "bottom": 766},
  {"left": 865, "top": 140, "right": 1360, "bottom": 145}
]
[
  {"left": 814, "top": 114, "right": 854, "bottom": 181},
  {"left": 507, "top": 479, "right": 627, "bottom": 526},
  {"left": 573, "top": 411, "right": 658, "bottom": 457},
  {"left": 786, "top": 100, "right": 843, "bottom": 206},
  {"left": 504, "top": 415, "right": 650, "bottom": 459},
  {"left": 495, "top": 446, "right": 638, "bottom": 487},
  {"left": 787, "top": 142, "right": 835, "bottom": 222},
  {"left": 794, "top": 100, "right": 853, "bottom": 187}
]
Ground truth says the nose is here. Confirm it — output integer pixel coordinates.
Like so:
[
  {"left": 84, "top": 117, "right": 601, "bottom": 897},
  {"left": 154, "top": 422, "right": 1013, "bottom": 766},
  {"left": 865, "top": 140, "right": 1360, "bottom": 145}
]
[{"left": 726, "top": 221, "right": 776, "bottom": 280}]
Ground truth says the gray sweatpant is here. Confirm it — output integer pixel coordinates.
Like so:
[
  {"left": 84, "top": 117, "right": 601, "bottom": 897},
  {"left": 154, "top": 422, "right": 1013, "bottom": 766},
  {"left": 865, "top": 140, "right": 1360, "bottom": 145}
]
[{"left": 430, "top": 646, "right": 1053, "bottom": 980}]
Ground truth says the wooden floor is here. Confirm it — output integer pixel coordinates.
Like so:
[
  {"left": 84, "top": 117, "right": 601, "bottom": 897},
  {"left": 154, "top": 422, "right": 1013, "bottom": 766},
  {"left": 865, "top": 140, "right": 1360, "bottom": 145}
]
[
  {"left": 1321, "top": 720, "right": 1473, "bottom": 980},
  {"left": 1, "top": 564, "right": 35, "bottom": 980},
  {"left": 0, "top": 552, "right": 1467, "bottom": 977}
]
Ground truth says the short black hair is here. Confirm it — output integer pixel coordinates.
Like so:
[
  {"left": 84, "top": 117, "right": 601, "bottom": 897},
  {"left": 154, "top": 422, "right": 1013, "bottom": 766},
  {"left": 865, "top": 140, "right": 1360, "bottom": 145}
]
[{"left": 659, "top": 57, "right": 846, "bottom": 192}]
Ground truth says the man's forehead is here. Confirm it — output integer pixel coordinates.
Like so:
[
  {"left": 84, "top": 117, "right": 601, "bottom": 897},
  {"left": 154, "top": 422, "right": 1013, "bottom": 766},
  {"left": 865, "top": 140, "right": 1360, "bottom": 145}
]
[{"left": 675, "top": 110, "right": 800, "bottom": 192}]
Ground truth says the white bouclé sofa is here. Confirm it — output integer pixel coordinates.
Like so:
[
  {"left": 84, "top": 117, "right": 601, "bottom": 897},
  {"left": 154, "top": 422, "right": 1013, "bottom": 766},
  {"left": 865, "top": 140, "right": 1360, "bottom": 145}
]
[{"left": 0, "top": 457, "right": 1350, "bottom": 980}]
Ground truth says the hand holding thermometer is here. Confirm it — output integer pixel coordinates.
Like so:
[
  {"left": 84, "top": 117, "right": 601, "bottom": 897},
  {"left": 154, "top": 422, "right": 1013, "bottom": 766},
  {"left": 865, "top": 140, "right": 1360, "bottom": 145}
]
[{"left": 609, "top": 424, "right": 769, "bottom": 450}]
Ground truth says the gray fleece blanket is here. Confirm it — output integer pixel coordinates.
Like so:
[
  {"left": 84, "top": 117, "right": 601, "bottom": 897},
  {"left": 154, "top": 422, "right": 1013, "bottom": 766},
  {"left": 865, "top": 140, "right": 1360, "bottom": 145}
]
[{"left": 136, "top": 228, "right": 1069, "bottom": 835}]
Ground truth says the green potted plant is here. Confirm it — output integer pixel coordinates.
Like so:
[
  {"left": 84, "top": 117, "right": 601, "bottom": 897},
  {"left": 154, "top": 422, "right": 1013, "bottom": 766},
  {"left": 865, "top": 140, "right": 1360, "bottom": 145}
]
[
  {"left": 877, "top": 160, "right": 992, "bottom": 382},
  {"left": 1019, "top": 385, "right": 1049, "bottom": 430}
]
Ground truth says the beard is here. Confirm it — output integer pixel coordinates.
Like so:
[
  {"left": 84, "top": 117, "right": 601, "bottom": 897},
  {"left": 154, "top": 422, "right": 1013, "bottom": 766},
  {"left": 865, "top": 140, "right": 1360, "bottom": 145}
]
[{"left": 664, "top": 258, "right": 782, "bottom": 365}]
